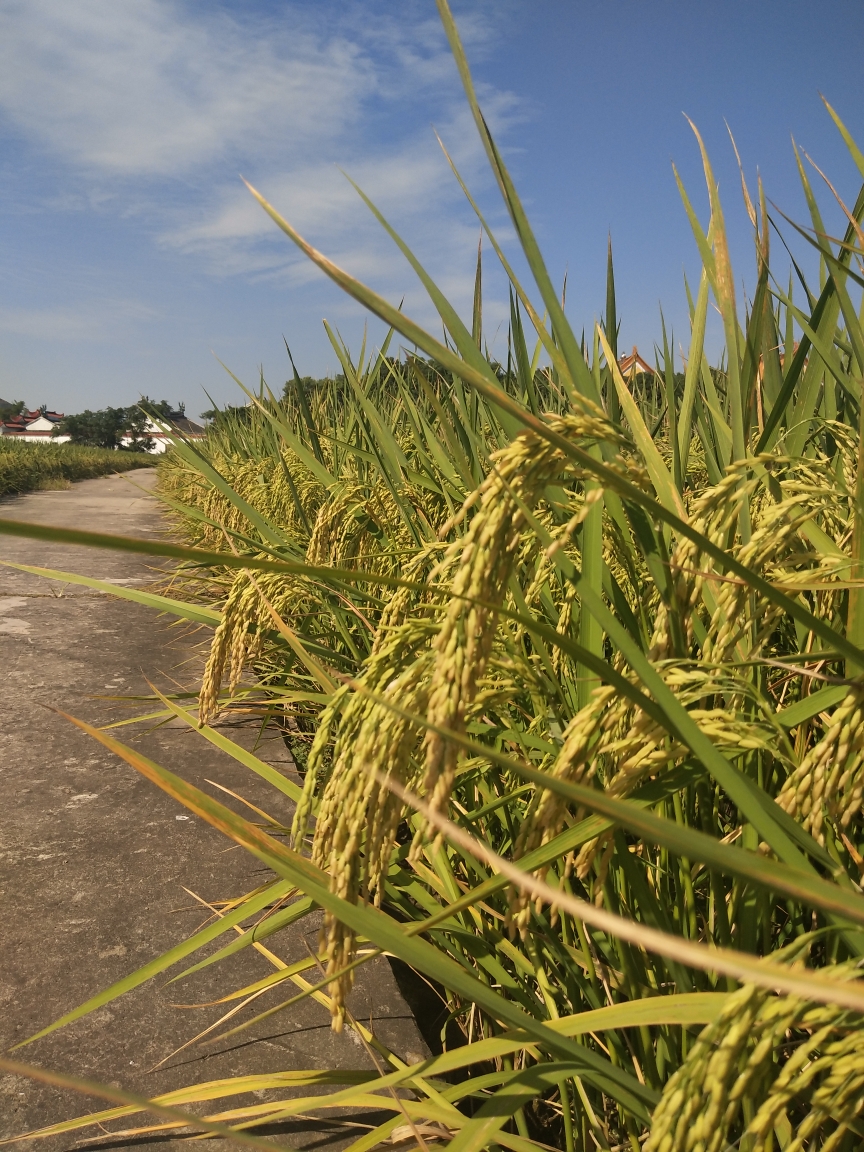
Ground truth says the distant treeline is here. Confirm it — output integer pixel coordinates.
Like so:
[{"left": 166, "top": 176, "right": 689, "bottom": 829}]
[{"left": 55, "top": 397, "right": 181, "bottom": 451}]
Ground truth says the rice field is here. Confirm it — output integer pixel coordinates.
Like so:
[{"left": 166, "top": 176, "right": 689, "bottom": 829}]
[
  {"left": 2, "top": 1, "right": 864, "bottom": 1148},
  {"left": 0, "top": 438, "right": 154, "bottom": 498}
]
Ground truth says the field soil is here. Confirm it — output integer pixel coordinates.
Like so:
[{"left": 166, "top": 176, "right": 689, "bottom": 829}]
[{"left": 0, "top": 470, "right": 427, "bottom": 1149}]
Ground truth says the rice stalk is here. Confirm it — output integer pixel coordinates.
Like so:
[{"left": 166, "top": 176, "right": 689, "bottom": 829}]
[{"left": 5, "top": 4, "right": 864, "bottom": 1148}]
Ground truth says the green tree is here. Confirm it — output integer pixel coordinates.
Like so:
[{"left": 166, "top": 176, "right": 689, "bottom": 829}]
[
  {"left": 280, "top": 374, "right": 341, "bottom": 403},
  {"left": 54, "top": 407, "right": 154, "bottom": 452},
  {"left": 139, "top": 396, "right": 178, "bottom": 421},
  {"left": 200, "top": 403, "right": 250, "bottom": 424},
  {"left": 122, "top": 407, "right": 156, "bottom": 452}
]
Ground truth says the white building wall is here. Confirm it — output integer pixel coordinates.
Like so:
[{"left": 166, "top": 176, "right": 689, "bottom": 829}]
[
  {"left": 120, "top": 433, "right": 172, "bottom": 453},
  {"left": 0, "top": 433, "right": 70, "bottom": 444},
  {"left": 24, "top": 416, "right": 59, "bottom": 432}
]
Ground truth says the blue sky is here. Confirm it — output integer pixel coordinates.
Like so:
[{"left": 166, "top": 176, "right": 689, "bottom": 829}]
[{"left": 0, "top": 0, "right": 861, "bottom": 416}]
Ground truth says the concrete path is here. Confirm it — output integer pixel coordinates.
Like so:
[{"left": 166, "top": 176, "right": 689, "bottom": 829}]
[{"left": 0, "top": 471, "right": 426, "bottom": 1149}]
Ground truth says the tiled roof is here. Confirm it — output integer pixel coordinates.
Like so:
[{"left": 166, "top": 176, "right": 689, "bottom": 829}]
[
  {"left": 3, "top": 409, "right": 64, "bottom": 425},
  {"left": 146, "top": 413, "right": 204, "bottom": 436},
  {"left": 1, "top": 409, "right": 65, "bottom": 436},
  {"left": 169, "top": 416, "right": 204, "bottom": 435},
  {"left": 617, "top": 347, "right": 654, "bottom": 376}
]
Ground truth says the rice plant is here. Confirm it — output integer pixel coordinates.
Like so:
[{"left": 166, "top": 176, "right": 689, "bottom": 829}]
[
  {"left": 3, "top": 2, "right": 864, "bottom": 1148},
  {"left": 0, "top": 439, "right": 154, "bottom": 497}
]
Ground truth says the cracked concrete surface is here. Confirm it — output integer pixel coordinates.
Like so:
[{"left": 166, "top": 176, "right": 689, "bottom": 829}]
[{"left": 0, "top": 470, "right": 427, "bottom": 1149}]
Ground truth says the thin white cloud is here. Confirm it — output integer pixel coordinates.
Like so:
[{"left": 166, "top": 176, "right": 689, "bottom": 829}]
[
  {"left": 0, "top": 1, "right": 506, "bottom": 181},
  {"left": 0, "top": 0, "right": 523, "bottom": 359},
  {"left": 159, "top": 89, "right": 521, "bottom": 294},
  {"left": 0, "top": 0, "right": 369, "bottom": 177},
  {"left": 0, "top": 299, "right": 158, "bottom": 342},
  {"left": 166, "top": 143, "right": 465, "bottom": 266}
]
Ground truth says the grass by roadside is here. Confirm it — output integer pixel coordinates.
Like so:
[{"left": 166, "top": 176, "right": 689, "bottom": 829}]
[{"left": 0, "top": 439, "right": 155, "bottom": 498}]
